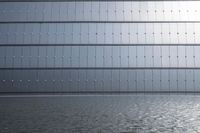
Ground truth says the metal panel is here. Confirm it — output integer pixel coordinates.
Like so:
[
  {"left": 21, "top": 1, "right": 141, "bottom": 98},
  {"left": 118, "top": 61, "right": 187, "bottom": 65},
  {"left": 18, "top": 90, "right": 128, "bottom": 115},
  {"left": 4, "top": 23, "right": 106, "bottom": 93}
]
[
  {"left": 0, "top": 1, "right": 200, "bottom": 22},
  {"left": 1, "top": 1, "right": 200, "bottom": 93},
  {"left": 1, "top": 23, "right": 200, "bottom": 44},
  {"left": 1, "top": 45, "right": 200, "bottom": 68}
]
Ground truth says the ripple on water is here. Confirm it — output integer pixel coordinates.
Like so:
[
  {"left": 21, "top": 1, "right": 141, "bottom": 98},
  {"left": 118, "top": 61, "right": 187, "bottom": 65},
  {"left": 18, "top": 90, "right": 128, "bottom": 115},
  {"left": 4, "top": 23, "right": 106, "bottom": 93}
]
[{"left": 1, "top": 95, "right": 200, "bottom": 133}]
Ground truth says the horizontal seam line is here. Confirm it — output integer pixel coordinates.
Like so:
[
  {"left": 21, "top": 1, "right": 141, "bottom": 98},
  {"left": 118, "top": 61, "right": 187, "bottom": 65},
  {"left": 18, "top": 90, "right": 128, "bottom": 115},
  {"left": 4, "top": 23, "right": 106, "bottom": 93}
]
[
  {"left": 1, "top": 21, "right": 200, "bottom": 23},
  {"left": 0, "top": 91, "right": 197, "bottom": 95},
  {"left": 0, "top": 44, "right": 200, "bottom": 46},
  {"left": 1, "top": 0, "right": 200, "bottom": 2},
  {"left": 0, "top": 67, "right": 200, "bottom": 70}
]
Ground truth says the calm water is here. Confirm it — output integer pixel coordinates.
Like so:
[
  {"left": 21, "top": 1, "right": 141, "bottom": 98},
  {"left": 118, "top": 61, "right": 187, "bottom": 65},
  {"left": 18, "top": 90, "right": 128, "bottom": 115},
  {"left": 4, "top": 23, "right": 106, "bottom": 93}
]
[{"left": 1, "top": 94, "right": 200, "bottom": 133}]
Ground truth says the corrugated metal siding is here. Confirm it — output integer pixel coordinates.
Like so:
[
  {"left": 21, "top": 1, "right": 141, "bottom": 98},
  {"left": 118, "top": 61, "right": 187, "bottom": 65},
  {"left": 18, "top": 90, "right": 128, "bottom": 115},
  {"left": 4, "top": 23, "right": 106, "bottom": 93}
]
[{"left": 0, "top": 1, "right": 200, "bottom": 93}]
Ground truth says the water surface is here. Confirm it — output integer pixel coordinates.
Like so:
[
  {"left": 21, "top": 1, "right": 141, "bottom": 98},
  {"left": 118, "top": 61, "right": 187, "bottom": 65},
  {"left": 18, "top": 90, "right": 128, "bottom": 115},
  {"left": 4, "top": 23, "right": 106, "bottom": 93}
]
[{"left": 1, "top": 94, "right": 200, "bottom": 133}]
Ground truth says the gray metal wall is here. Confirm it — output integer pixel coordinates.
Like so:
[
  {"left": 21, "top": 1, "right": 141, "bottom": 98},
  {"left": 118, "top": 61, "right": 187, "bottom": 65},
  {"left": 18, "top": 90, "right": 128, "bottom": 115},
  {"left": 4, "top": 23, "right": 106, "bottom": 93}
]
[{"left": 0, "top": 1, "right": 200, "bottom": 93}]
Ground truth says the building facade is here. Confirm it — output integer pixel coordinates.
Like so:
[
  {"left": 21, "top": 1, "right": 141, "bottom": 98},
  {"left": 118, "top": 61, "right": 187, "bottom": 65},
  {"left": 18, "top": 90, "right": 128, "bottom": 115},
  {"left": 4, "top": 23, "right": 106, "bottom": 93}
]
[{"left": 0, "top": 1, "right": 200, "bottom": 93}]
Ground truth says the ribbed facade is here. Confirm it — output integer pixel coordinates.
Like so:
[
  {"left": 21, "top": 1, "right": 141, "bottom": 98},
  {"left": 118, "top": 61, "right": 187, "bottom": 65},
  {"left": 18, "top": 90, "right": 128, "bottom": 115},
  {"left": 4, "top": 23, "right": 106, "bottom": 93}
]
[{"left": 0, "top": 1, "right": 200, "bottom": 93}]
